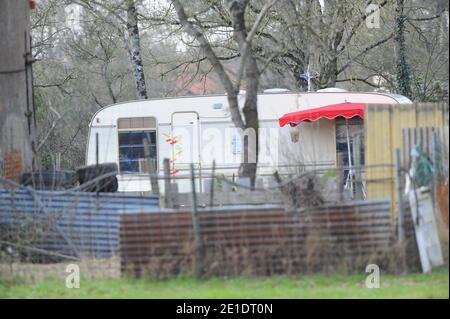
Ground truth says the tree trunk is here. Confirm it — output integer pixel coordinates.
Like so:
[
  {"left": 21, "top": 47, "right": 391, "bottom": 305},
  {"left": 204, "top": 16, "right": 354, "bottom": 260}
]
[
  {"left": 0, "top": 0, "right": 35, "bottom": 182},
  {"left": 126, "top": 0, "right": 148, "bottom": 100},
  {"left": 172, "top": 0, "right": 268, "bottom": 188},
  {"left": 240, "top": 54, "right": 260, "bottom": 187},
  {"left": 394, "top": 0, "right": 413, "bottom": 99},
  {"left": 228, "top": 0, "right": 260, "bottom": 187}
]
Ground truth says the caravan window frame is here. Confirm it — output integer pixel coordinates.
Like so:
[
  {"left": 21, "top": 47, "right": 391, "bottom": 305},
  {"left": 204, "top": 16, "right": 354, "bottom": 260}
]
[
  {"left": 334, "top": 117, "right": 365, "bottom": 167},
  {"left": 116, "top": 117, "right": 159, "bottom": 174}
]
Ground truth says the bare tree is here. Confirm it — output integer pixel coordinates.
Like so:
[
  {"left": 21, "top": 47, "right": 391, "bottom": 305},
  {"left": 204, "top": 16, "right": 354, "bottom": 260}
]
[
  {"left": 158, "top": 1, "right": 394, "bottom": 91},
  {"left": 394, "top": 0, "right": 413, "bottom": 98},
  {"left": 252, "top": 0, "right": 394, "bottom": 90},
  {"left": 126, "top": 0, "right": 147, "bottom": 99},
  {"left": 402, "top": 0, "right": 448, "bottom": 101},
  {"left": 71, "top": 0, "right": 148, "bottom": 100},
  {"left": 172, "top": 0, "right": 277, "bottom": 186}
]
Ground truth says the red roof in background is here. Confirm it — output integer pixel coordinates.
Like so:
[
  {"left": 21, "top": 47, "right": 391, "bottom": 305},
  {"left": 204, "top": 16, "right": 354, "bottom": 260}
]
[{"left": 278, "top": 102, "right": 366, "bottom": 127}]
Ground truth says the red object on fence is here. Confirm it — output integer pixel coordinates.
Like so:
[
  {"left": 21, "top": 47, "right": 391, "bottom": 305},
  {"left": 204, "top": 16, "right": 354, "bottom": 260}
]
[
  {"left": 2, "top": 149, "right": 23, "bottom": 181},
  {"left": 278, "top": 102, "right": 366, "bottom": 127}
]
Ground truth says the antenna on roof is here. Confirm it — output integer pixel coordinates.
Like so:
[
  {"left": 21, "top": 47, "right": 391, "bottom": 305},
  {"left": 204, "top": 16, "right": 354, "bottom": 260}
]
[{"left": 299, "top": 64, "right": 320, "bottom": 92}]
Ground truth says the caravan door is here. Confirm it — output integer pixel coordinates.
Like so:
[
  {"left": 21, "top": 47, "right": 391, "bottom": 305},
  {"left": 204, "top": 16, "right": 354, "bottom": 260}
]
[{"left": 171, "top": 112, "right": 201, "bottom": 171}]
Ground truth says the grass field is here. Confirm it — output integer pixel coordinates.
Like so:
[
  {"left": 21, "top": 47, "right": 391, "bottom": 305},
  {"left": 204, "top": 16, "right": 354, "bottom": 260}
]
[{"left": 0, "top": 268, "right": 448, "bottom": 299}]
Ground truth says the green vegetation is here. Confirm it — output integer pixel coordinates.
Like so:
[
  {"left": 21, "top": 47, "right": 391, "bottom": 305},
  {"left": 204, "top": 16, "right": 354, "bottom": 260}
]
[{"left": 0, "top": 269, "right": 448, "bottom": 299}]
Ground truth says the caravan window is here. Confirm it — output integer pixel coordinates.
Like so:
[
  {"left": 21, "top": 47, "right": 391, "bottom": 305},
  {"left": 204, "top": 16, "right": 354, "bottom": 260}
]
[{"left": 117, "top": 117, "right": 157, "bottom": 173}]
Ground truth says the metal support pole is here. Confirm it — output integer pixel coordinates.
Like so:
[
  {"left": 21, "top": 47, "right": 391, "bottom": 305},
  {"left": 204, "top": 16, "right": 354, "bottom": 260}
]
[
  {"left": 190, "top": 163, "right": 202, "bottom": 277},
  {"left": 95, "top": 132, "right": 99, "bottom": 196},
  {"left": 95, "top": 132, "right": 99, "bottom": 169}
]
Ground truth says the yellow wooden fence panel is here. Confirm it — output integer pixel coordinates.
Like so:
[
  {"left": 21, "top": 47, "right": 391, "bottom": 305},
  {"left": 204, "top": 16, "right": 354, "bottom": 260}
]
[{"left": 365, "top": 102, "right": 449, "bottom": 220}]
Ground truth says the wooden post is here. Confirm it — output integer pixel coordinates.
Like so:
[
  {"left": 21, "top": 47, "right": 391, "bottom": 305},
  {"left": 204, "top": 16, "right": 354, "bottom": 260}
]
[
  {"left": 337, "top": 153, "right": 344, "bottom": 202},
  {"left": 353, "top": 134, "right": 363, "bottom": 199},
  {"left": 395, "top": 148, "right": 405, "bottom": 242},
  {"left": 209, "top": 160, "right": 216, "bottom": 207},
  {"left": 163, "top": 158, "right": 173, "bottom": 208},
  {"left": 395, "top": 147, "right": 407, "bottom": 273},
  {"left": 143, "top": 138, "right": 159, "bottom": 195},
  {"left": 431, "top": 130, "right": 438, "bottom": 213},
  {"left": 190, "top": 163, "right": 202, "bottom": 277}
]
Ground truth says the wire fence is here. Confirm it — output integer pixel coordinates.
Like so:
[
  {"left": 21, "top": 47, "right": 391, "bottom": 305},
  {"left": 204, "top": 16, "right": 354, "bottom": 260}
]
[
  {"left": 0, "top": 156, "right": 448, "bottom": 282},
  {"left": 120, "top": 201, "right": 423, "bottom": 279}
]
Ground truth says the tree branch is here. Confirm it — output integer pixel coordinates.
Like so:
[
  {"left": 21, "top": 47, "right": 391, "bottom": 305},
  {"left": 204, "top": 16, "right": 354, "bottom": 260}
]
[
  {"left": 337, "top": 32, "right": 394, "bottom": 74},
  {"left": 172, "top": 0, "right": 245, "bottom": 129},
  {"left": 234, "top": 0, "right": 278, "bottom": 90}
]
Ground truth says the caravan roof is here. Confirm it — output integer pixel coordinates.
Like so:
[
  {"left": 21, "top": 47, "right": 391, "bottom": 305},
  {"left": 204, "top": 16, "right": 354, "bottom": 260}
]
[{"left": 89, "top": 91, "right": 412, "bottom": 127}]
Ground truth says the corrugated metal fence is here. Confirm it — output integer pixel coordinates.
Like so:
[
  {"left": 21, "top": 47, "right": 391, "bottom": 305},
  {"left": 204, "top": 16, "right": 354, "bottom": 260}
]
[
  {"left": 120, "top": 200, "right": 419, "bottom": 277},
  {"left": 0, "top": 187, "right": 159, "bottom": 260}
]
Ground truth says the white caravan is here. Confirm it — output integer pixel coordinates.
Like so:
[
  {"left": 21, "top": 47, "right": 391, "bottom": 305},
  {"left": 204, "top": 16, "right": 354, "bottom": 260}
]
[{"left": 85, "top": 90, "right": 412, "bottom": 193}]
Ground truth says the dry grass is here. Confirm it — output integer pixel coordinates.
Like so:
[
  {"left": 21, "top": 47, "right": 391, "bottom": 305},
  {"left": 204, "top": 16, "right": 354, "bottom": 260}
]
[{"left": 0, "top": 256, "right": 121, "bottom": 282}]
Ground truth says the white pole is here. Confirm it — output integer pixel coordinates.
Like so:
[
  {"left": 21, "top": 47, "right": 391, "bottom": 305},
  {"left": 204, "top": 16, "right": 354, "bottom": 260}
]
[
  {"left": 307, "top": 64, "right": 311, "bottom": 92},
  {"left": 345, "top": 120, "right": 354, "bottom": 198}
]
